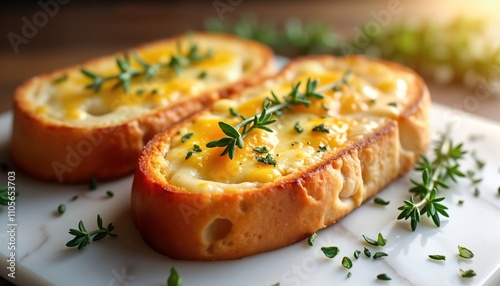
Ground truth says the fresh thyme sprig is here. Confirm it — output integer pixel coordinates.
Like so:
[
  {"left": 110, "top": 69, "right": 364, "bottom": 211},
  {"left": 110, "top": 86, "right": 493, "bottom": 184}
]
[
  {"left": 397, "top": 132, "right": 467, "bottom": 231},
  {"left": 206, "top": 74, "right": 351, "bottom": 159},
  {"left": 81, "top": 42, "right": 211, "bottom": 94},
  {"left": 66, "top": 214, "right": 117, "bottom": 250}
]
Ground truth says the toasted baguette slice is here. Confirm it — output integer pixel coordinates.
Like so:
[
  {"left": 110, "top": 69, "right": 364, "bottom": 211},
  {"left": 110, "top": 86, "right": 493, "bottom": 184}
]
[
  {"left": 131, "top": 55, "right": 430, "bottom": 260},
  {"left": 11, "top": 33, "right": 274, "bottom": 183}
]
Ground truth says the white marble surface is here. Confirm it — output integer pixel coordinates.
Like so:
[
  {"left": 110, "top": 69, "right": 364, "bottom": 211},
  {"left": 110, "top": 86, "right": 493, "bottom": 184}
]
[{"left": 0, "top": 104, "right": 499, "bottom": 286}]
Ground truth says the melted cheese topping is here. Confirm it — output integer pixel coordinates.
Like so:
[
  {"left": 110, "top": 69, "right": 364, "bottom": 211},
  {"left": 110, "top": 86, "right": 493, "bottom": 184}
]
[
  {"left": 32, "top": 37, "right": 259, "bottom": 126},
  {"left": 163, "top": 59, "right": 412, "bottom": 193}
]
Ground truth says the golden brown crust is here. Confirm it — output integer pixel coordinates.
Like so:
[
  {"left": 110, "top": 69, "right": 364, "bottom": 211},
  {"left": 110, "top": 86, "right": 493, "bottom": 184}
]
[
  {"left": 131, "top": 55, "right": 431, "bottom": 260},
  {"left": 10, "top": 33, "right": 275, "bottom": 183}
]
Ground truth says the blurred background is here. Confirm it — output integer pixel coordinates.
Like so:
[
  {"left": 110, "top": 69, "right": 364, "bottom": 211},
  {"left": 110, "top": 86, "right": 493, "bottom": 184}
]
[
  {"left": 1, "top": 0, "right": 500, "bottom": 120},
  {"left": 0, "top": 1, "right": 499, "bottom": 284}
]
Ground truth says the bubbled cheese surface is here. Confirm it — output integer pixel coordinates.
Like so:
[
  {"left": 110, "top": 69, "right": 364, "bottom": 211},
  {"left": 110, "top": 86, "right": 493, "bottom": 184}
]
[
  {"left": 163, "top": 59, "right": 413, "bottom": 193},
  {"left": 30, "top": 37, "right": 259, "bottom": 126}
]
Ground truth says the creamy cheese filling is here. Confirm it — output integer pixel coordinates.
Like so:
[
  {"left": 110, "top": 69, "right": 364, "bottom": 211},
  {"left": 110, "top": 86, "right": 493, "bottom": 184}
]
[
  {"left": 163, "top": 61, "right": 411, "bottom": 193},
  {"left": 31, "top": 38, "right": 256, "bottom": 126}
]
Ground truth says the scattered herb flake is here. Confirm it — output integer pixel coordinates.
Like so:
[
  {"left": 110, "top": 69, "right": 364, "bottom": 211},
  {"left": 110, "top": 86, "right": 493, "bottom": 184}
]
[
  {"left": 89, "top": 177, "right": 98, "bottom": 191},
  {"left": 321, "top": 103, "right": 329, "bottom": 111},
  {"left": 458, "top": 200, "right": 464, "bottom": 206},
  {"left": 318, "top": 145, "right": 328, "bottom": 152},
  {"left": 321, "top": 246, "right": 340, "bottom": 259},
  {"left": 167, "top": 267, "right": 182, "bottom": 286},
  {"left": 307, "top": 233, "right": 317, "bottom": 246},
  {"left": 354, "top": 250, "right": 361, "bottom": 259},
  {"left": 460, "top": 269, "right": 476, "bottom": 278},
  {"left": 388, "top": 102, "right": 397, "bottom": 107},
  {"left": 473, "top": 187, "right": 480, "bottom": 197},
  {"left": 181, "top": 132, "right": 194, "bottom": 143},
  {"left": 57, "top": 204, "right": 66, "bottom": 215},
  {"left": 312, "top": 123, "right": 330, "bottom": 133},
  {"left": 377, "top": 273, "right": 391, "bottom": 281},
  {"left": 373, "top": 252, "right": 388, "bottom": 259},
  {"left": 428, "top": 254, "right": 446, "bottom": 261},
  {"left": 53, "top": 74, "right": 68, "bottom": 84},
  {"left": 198, "top": 71, "right": 207, "bottom": 79},
  {"left": 458, "top": 245, "right": 474, "bottom": 259},
  {"left": 374, "top": 197, "right": 390, "bottom": 206},
  {"left": 70, "top": 195, "right": 79, "bottom": 202},
  {"left": 362, "top": 233, "right": 386, "bottom": 247},
  {"left": 136, "top": 88, "right": 145, "bottom": 95},
  {"left": 294, "top": 121, "right": 303, "bottom": 133},
  {"left": 347, "top": 272, "right": 352, "bottom": 278},
  {"left": 106, "top": 191, "right": 114, "bottom": 198},
  {"left": 253, "top": 146, "right": 270, "bottom": 154},
  {"left": 364, "top": 247, "right": 372, "bottom": 258},
  {"left": 342, "top": 256, "right": 353, "bottom": 269},
  {"left": 185, "top": 144, "right": 202, "bottom": 160},
  {"left": 255, "top": 153, "right": 277, "bottom": 167}
]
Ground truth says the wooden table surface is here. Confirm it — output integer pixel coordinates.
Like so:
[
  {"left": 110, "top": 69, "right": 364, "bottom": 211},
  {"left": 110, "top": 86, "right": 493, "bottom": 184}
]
[{"left": 0, "top": 0, "right": 499, "bottom": 284}]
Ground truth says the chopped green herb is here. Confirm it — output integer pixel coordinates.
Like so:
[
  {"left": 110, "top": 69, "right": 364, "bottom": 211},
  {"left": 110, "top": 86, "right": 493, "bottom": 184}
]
[
  {"left": 458, "top": 245, "right": 474, "bottom": 259},
  {"left": 459, "top": 269, "right": 476, "bottom": 278},
  {"left": 318, "top": 145, "right": 328, "bottom": 152},
  {"left": 53, "top": 74, "right": 68, "bottom": 84},
  {"left": 362, "top": 233, "right": 386, "bottom": 247},
  {"left": 473, "top": 187, "right": 480, "bottom": 197},
  {"left": 347, "top": 272, "right": 352, "bottom": 278},
  {"left": 307, "top": 233, "right": 317, "bottom": 246},
  {"left": 106, "top": 191, "right": 114, "bottom": 198},
  {"left": 321, "top": 246, "right": 340, "bottom": 259},
  {"left": 57, "top": 204, "right": 66, "bottom": 215},
  {"left": 342, "top": 256, "right": 353, "bottom": 269},
  {"left": 294, "top": 121, "right": 304, "bottom": 133},
  {"left": 181, "top": 132, "right": 194, "bottom": 143},
  {"left": 185, "top": 144, "right": 202, "bottom": 160},
  {"left": 471, "top": 151, "right": 485, "bottom": 170},
  {"left": 458, "top": 200, "right": 464, "bottom": 205},
  {"left": 364, "top": 247, "right": 371, "bottom": 258},
  {"left": 388, "top": 102, "right": 398, "bottom": 107},
  {"left": 428, "top": 254, "right": 446, "bottom": 261},
  {"left": 321, "top": 103, "right": 329, "bottom": 111},
  {"left": 167, "top": 267, "right": 182, "bottom": 286},
  {"left": 198, "top": 71, "right": 207, "bottom": 79},
  {"left": 70, "top": 195, "right": 79, "bottom": 202},
  {"left": 374, "top": 197, "right": 390, "bottom": 206},
  {"left": 255, "top": 153, "right": 277, "bottom": 167},
  {"left": 497, "top": 186, "right": 500, "bottom": 195},
  {"left": 151, "top": 89, "right": 159, "bottom": 94},
  {"left": 377, "top": 273, "right": 391, "bottom": 281},
  {"left": 354, "top": 250, "right": 361, "bottom": 259},
  {"left": 312, "top": 123, "right": 330, "bottom": 133},
  {"left": 253, "top": 146, "right": 270, "bottom": 154},
  {"left": 136, "top": 88, "right": 145, "bottom": 95},
  {"left": 373, "top": 252, "right": 388, "bottom": 259},
  {"left": 89, "top": 177, "right": 98, "bottom": 190}
]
